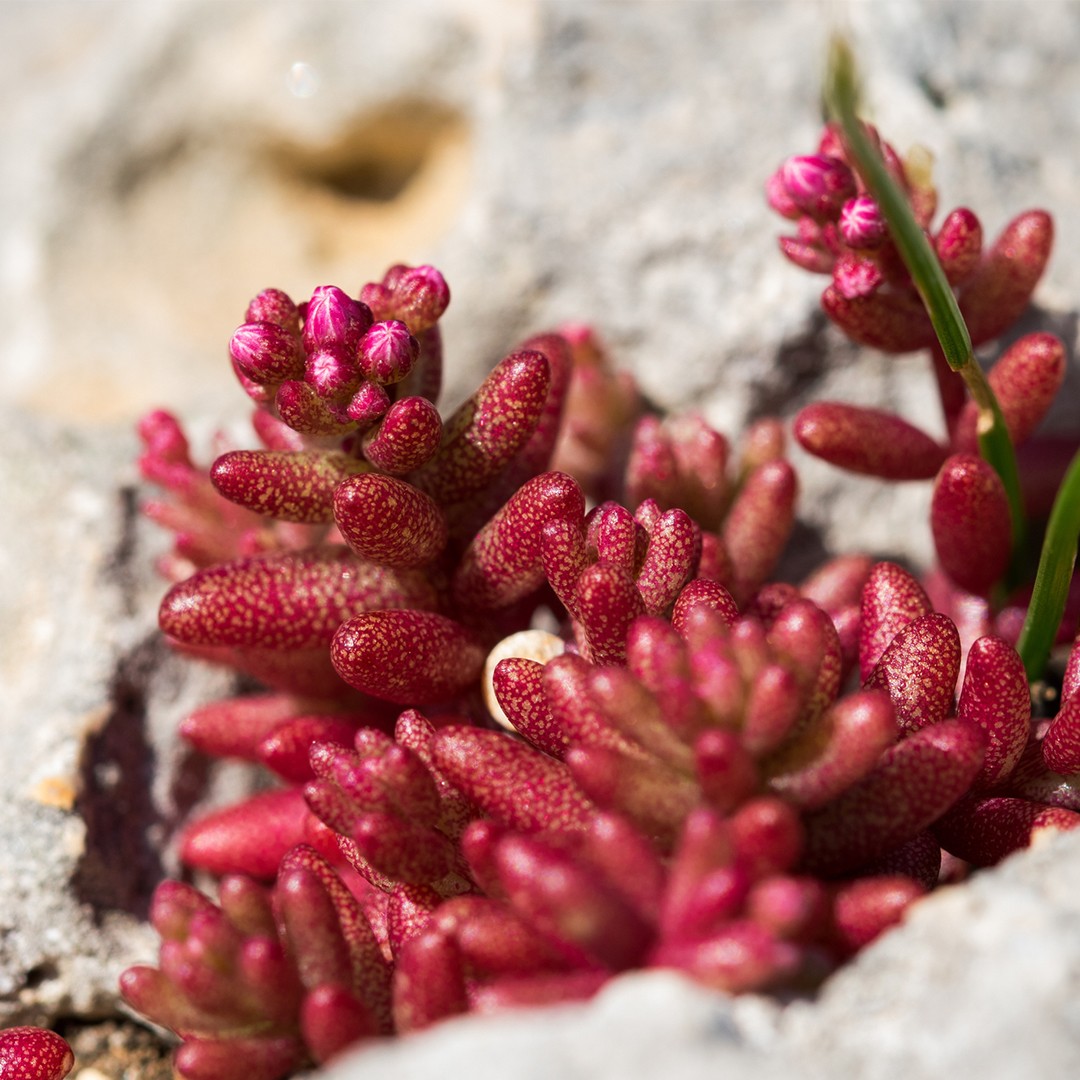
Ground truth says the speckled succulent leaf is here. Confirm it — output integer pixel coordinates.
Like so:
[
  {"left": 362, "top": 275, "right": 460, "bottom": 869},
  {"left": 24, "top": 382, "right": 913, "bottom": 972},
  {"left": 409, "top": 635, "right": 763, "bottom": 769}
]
[
  {"left": 160, "top": 547, "right": 438, "bottom": 649},
  {"left": 210, "top": 450, "right": 368, "bottom": 524},
  {"left": 540, "top": 515, "right": 590, "bottom": 618},
  {"left": 730, "top": 797, "right": 805, "bottom": 881},
  {"left": 0, "top": 1028, "right": 74, "bottom": 1080},
  {"left": 666, "top": 863, "right": 754, "bottom": 946},
  {"left": 766, "top": 599, "right": 842, "bottom": 734},
  {"left": 778, "top": 234, "right": 836, "bottom": 274},
  {"left": 391, "top": 928, "right": 468, "bottom": 1033},
  {"left": 452, "top": 471, "right": 585, "bottom": 609},
  {"left": 174, "top": 1035, "right": 305, "bottom": 1080},
  {"left": 567, "top": 743, "right": 699, "bottom": 845},
  {"left": 218, "top": 875, "right": 279, "bottom": 939},
  {"left": 671, "top": 578, "right": 740, "bottom": 636},
  {"left": 820, "top": 285, "right": 934, "bottom": 352},
  {"left": 831, "top": 875, "right": 926, "bottom": 955},
  {"left": 180, "top": 788, "right": 312, "bottom": 879},
  {"left": 794, "top": 402, "right": 947, "bottom": 480},
  {"left": 694, "top": 729, "right": 760, "bottom": 813},
  {"left": 858, "top": 561, "right": 934, "bottom": 682},
  {"left": 624, "top": 416, "right": 680, "bottom": 512},
  {"left": 958, "top": 210, "right": 1053, "bottom": 345},
  {"left": 493, "top": 832, "right": 653, "bottom": 971},
  {"left": 360, "top": 395, "right": 443, "bottom": 474},
  {"left": 635, "top": 508, "right": 698, "bottom": 615},
  {"left": 300, "top": 984, "right": 378, "bottom": 1065},
  {"left": 275, "top": 380, "right": 358, "bottom": 436},
  {"left": 720, "top": 459, "right": 797, "bottom": 604},
  {"left": 930, "top": 454, "right": 1012, "bottom": 595},
  {"left": 956, "top": 635, "right": 1031, "bottom": 787},
  {"left": 573, "top": 562, "right": 647, "bottom": 666},
  {"left": 864, "top": 612, "right": 961, "bottom": 733},
  {"left": 684, "top": 625, "right": 746, "bottom": 731},
  {"left": 802, "top": 718, "right": 986, "bottom": 876},
  {"left": 411, "top": 349, "right": 550, "bottom": 506},
  {"left": 351, "top": 812, "right": 459, "bottom": 884},
  {"left": 800, "top": 553, "right": 874, "bottom": 615},
  {"left": 765, "top": 690, "right": 898, "bottom": 810},
  {"left": 1042, "top": 691, "right": 1080, "bottom": 775},
  {"left": 333, "top": 473, "right": 448, "bottom": 569},
  {"left": 931, "top": 206, "right": 983, "bottom": 284},
  {"left": 278, "top": 866, "right": 359, "bottom": 990},
  {"left": 432, "top": 726, "right": 596, "bottom": 833},
  {"left": 588, "top": 665, "right": 694, "bottom": 772},
  {"left": 954, "top": 331, "right": 1066, "bottom": 452},
  {"left": 390, "top": 324, "right": 443, "bottom": 404},
  {"left": 230, "top": 322, "right": 305, "bottom": 385},
  {"left": 492, "top": 657, "right": 568, "bottom": 758},
  {"left": 258, "top": 715, "right": 362, "bottom": 782},
  {"left": 331, "top": 611, "right": 485, "bottom": 704},
  {"left": 861, "top": 830, "right": 942, "bottom": 891},
  {"left": 179, "top": 693, "right": 305, "bottom": 761},
  {"left": 541, "top": 653, "right": 631, "bottom": 751},
  {"left": 625, "top": 615, "right": 707, "bottom": 738},
  {"left": 933, "top": 795, "right": 1080, "bottom": 867},
  {"left": 581, "top": 812, "right": 667, "bottom": 924},
  {"left": 740, "top": 665, "right": 804, "bottom": 757}
]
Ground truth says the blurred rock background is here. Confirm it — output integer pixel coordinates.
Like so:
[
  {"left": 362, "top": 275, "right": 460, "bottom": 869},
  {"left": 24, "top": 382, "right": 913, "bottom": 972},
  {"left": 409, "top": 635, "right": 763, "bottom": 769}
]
[{"left": 2, "top": 0, "right": 1080, "bottom": 1076}]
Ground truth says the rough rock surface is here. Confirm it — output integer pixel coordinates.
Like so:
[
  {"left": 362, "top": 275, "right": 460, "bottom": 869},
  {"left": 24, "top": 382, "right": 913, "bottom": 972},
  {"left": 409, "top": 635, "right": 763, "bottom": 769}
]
[{"left": 2, "top": 0, "right": 1080, "bottom": 1076}]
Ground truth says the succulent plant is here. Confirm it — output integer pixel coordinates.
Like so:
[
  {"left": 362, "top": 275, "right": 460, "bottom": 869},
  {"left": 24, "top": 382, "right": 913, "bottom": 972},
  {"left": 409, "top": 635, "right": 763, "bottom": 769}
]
[
  {"left": 121, "top": 40, "right": 1080, "bottom": 1080},
  {"left": 0, "top": 1027, "right": 74, "bottom": 1080}
]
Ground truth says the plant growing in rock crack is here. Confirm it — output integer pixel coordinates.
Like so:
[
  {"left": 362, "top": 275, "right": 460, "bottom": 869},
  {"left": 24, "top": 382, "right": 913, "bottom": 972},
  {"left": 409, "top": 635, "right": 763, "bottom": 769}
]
[{"left": 116, "top": 38, "right": 1080, "bottom": 1080}]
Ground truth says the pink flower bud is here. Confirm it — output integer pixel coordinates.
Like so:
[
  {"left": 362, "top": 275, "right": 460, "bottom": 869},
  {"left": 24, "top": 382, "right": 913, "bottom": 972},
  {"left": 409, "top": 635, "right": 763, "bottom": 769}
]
[
  {"left": 839, "top": 196, "right": 885, "bottom": 248},
  {"left": 229, "top": 322, "right": 304, "bottom": 384},
  {"left": 394, "top": 265, "right": 451, "bottom": 333},
  {"left": 306, "top": 344, "right": 361, "bottom": 400},
  {"left": 358, "top": 320, "right": 420, "bottom": 384},
  {"left": 302, "top": 285, "right": 372, "bottom": 352},
  {"left": 246, "top": 287, "right": 300, "bottom": 332},
  {"left": 780, "top": 154, "right": 857, "bottom": 221}
]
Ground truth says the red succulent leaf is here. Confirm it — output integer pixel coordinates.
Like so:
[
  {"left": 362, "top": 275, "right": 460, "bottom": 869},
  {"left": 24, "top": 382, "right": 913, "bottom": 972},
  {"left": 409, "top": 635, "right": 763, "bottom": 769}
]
[
  {"left": 210, "top": 450, "right": 366, "bottom": 524},
  {"left": 179, "top": 693, "right": 306, "bottom": 761},
  {"left": 160, "top": 547, "right": 438, "bottom": 649},
  {"left": 934, "top": 795, "right": 1080, "bottom": 866},
  {"left": 794, "top": 402, "right": 947, "bottom": 480},
  {"left": 331, "top": 611, "right": 485, "bottom": 704},
  {"left": 626, "top": 615, "right": 706, "bottom": 740},
  {"left": 721, "top": 459, "right": 798, "bottom": 604},
  {"left": 766, "top": 689, "right": 899, "bottom": 810},
  {"left": 275, "top": 380, "right": 358, "bottom": 437},
  {"left": 432, "top": 726, "right": 596, "bottom": 834},
  {"left": 671, "top": 578, "right": 740, "bottom": 636},
  {"left": 745, "top": 876, "right": 830, "bottom": 942},
  {"left": 778, "top": 235, "right": 835, "bottom": 274},
  {"left": 180, "top": 787, "right": 312, "bottom": 879},
  {"left": 492, "top": 657, "right": 568, "bottom": 758},
  {"left": 574, "top": 562, "right": 647, "bottom": 666},
  {"left": 957, "top": 635, "right": 1031, "bottom": 787},
  {"left": 820, "top": 285, "right": 934, "bottom": 352},
  {"left": 391, "top": 928, "right": 468, "bottom": 1033},
  {"left": 930, "top": 453, "right": 1012, "bottom": 595},
  {"left": 581, "top": 812, "right": 667, "bottom": 924},
  {"left": 858, "top": 561, "right": 934, "bottom": 682},
  {"left": 731, "top": 797, "right": 805, "bottom": 881},
  {"left": 494, "top": 832, "right": 653, "bottom": 971},
  {"left": 958, "top": 210, "right": 1054, "bottom": 346},
  {"left": 542, "top": 654, "right": 630, "bottom": 751},
  {"left": 802, "top": 719, "right": 987, "bottom": 876},
  {"left": 934, "top": 207, "right": 983, "bottom": 284},
  {"left": 360, "top": 395, "right": 443, "bottom": 474},
  {"left": 864, "top": 613, "right": 961, "bottom": 733},
  {"left": 862, "top": 830, "right": 942, "bottom": 890},
  {"left": 953, "top": 331, "right": 1066, "bottom": 452},
  {"left": 453, "top": 471, "right": 585, "bottom": 609},
  {"left": 334, "top": 474, "right": 448, "bottom": 569},
  {"left": 830, "top": 875, "right": 926, "bottom": 955},
  {"left": 350, "top": 812, "right": 459, "bottom": 884},
  {"left": 300, "top": 984, "right": 378, "bottom": 1065},
  {"left": 411, "top": 349, "right": 551, "bottom": 506},
  {"left": 257, "top": 715, "right": 361, "bottom": 783},
  {"left": 344, "top": 380, "right": 392, "bottom": 425},
  {"left": 1042, "top": 691, "right": 1080, "bottom": 775},
  {"left": 174, "top": 1035, "right": 305, "bottom": 1080},
  {"left": 740, "top": 663, "right": 804, "bottom": 758},
  {"left": 0, "top": 1028, "right": 74, "bottom": 1080},
  {"left": 469, "top": 971, "right": 610, "bottom": 1013},
  {"left": 636, "top": 508, "right": 698, "bottom": 615}
]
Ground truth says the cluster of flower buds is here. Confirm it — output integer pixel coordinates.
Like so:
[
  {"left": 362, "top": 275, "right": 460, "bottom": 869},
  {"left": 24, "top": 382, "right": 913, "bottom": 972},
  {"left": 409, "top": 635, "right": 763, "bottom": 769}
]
[
  {"left": 129, "top": 241, "right": 1080, "bottom": 1079},
  {"left": 767, "top": 122, "right": 1053, "bottom": 353}
]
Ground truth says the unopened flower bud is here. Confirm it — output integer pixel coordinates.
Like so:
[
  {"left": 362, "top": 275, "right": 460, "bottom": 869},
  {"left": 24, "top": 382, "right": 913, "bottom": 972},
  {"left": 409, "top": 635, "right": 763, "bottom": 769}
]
[
  {"left": 303, "top": 285, "right": 372, "bottom": 352},
  {"left": 394, "top": 265, "right": 450, "bottom": 332},
  {"left": 780, "top": 155, "right": 856, "bottom": 221},
  {"left": 229, "top": 322, "right": 305, "bottom": 385},
  {"left": 246, "top": 287, "right": 300, "bottom": 332},
  {"left": 839, "top": 196, "right": 885, "bottom": 248},
  {"left": 358, "top": 320, "right": 420, "bottom": 384},
  {"left": 306, "top": 344, "right": 361, "bottom": 400},
  {"left": 346, "top": 380, "right": 392, "bottom": 425}
]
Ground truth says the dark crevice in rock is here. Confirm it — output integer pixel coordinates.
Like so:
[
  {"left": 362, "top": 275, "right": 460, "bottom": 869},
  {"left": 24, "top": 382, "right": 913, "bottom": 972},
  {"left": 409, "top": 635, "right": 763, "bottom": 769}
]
[
  {"left": 273, "top": 98, "right": 465, "bottom": 203},
  {"left": 72, "top": 634, "right": 170, "bottom": 921},
  {"left": 102, "top": 483, "right": 142, "bottom": 618}
]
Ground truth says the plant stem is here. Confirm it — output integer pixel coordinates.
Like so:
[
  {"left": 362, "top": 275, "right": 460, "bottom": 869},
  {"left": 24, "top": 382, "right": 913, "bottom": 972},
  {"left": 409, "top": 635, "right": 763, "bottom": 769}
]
[
  {"left": 823, "top": 35, "right": 1027, "bottom": 578},
  {"left": 1017, "top": 447, "right": 1080, "bottom": 681}
]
